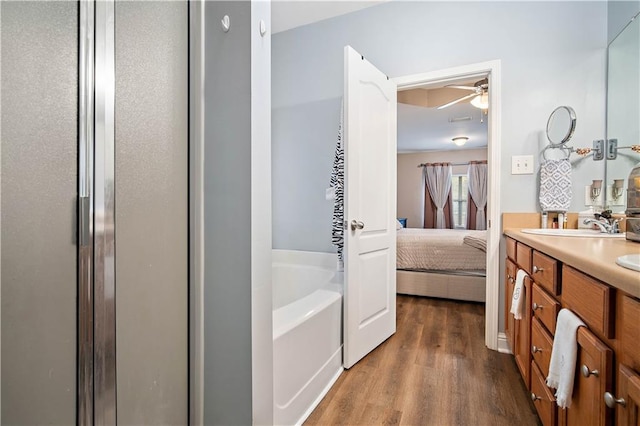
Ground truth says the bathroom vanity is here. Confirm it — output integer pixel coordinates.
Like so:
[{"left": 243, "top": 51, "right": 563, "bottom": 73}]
[{"left": 503, "top": 229, "right": 640, "bottom": 426}]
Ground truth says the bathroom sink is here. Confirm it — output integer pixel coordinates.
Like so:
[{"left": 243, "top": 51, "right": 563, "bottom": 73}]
[
  {"left": 521, "top": 229, "right": 626, "bottom": 238},
  {"left": 616, "top": 254, "right": 640, "bottom": 272}
]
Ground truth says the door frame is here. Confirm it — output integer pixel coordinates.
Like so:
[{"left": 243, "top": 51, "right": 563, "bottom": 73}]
[{"left": 393, "top": 60, "right": 502, "bottom": 351}]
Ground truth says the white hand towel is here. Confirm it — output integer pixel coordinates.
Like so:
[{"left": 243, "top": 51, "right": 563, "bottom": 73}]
[
  {"left": 546, "top": 308, "right": 586, "bottom": 408},
  {"left": 510, "top": 269, "right": 527, "bottom": 320}
]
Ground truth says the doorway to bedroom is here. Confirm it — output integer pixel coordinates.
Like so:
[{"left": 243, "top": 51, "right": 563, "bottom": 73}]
[{"left": 394, "top": 61, "right": 502, "bottom": 350}]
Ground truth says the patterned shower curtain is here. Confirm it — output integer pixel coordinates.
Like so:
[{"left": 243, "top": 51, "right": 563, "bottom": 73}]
[{"left": 330, "top": 104, "right": 344, "bottom": 267}]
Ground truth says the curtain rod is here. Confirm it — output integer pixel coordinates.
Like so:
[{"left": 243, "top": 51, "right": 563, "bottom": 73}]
[{"left": 417, "top": 160, "right": 487, "bottom": 168}]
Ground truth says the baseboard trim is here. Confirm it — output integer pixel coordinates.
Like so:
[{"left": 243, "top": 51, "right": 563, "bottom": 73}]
[{"left": 497, "top": 332, "right": 511, "bottom": 354}]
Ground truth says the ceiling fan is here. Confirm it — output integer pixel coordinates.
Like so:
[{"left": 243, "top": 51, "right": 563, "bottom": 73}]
[{"left": 437, "top": 78, "right": 489, "bottom": 110}]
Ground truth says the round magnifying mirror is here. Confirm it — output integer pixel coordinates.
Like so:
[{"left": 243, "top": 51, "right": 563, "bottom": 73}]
[{"left": 546, "top": 106, "right": 576, "bottom": 146}]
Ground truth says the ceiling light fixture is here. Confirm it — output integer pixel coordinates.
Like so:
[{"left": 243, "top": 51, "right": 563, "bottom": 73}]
[
  {"left": 470, "top": 92, "right": 489, "bottom": 109},
  {"left": 452, "top": 137, "right": 469, "bottom": 146}
]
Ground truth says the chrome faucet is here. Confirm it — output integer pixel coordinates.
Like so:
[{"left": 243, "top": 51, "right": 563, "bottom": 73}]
[{"left": 583, "top": 218, "right": 620, "bottom": 234}]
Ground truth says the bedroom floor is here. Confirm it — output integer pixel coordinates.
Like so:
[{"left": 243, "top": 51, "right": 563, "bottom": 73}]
[{"left": 304, "top": 295, "right": 542, "bottom": 426}]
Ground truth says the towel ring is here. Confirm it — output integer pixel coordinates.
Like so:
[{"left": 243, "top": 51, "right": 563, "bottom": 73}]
[{"left": 542, "top": 144, "right": 572, "bottom": 161}]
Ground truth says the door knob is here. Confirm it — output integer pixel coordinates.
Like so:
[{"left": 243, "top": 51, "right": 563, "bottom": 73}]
[
  {"left": 532, "top": 303, "right": 543, "bottom": 311},
  {"left": 581, "top": 364, "right": 599, "bottom": 378},
  {"left": 350, "top": 220, "right": 364, "bottom": 231},
  {"left": 603, "top": 392, "right": 626, "bottom": 408},
  {"left": 533, "top": 265, "right": 544, "bottom": 274}
]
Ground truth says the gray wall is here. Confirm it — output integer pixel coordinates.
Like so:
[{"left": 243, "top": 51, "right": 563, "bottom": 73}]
[
  {"left": 608, "top": 0, "right": 640, "bottom": 43},
  {"left": 203, "top": 2, "right": 253, "bottom": 424},
  {"left": 272, "top": 1, "right": 608, "bottom": 254}
]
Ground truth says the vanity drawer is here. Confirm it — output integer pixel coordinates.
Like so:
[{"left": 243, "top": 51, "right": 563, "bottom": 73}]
[
  {"left": 531, "top": 317, "right": 553, "bottom": 378},
  {"left": 506, "top": 237, "right": 517, "bottom": 262},
  {"left": 531, "top": 251, "right": 559, "bottom": 296},
  {"left": 531, "top": 360, "right": 557, "bottom": 426},
  {"left": 516, "top": 242, "right": 532, "bottom": 275},
  {"left": 620, "top": 295, "right": 640, "bottom": 371},
  {"left": 532, "top": 284, "right": 560, "bottom": 334},
  {"left": 562, "top": 266, "right": 614, "bottom": 339}
]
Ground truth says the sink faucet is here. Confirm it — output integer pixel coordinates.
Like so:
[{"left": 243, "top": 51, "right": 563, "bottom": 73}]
[{"left": 583, "top": 218, "right": 620, "bottom": 234}]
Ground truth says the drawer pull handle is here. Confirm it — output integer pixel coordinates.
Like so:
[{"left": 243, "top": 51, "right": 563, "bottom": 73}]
[
  {"left": 532, "top": 303, "right": 543, "bottom": 311},
  {"left": 532, "top": 345, "right": 542, "bottom": 353},
  {"left": 581, "top": 364, "right": 599, "bottom": 378},
  {"left": 533, "top": 265, "right": 544, "bottom": 274},
  {"left": 531, "top": 393, "right": 541, "bottom": 402},
  {"left": 604, "top": 392, "right": 626, "bottom": 408}
]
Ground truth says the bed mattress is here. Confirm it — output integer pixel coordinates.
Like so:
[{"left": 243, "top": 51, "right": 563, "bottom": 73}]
[{"left": 396, "top": 228, "right": 486, "bottom": 271}]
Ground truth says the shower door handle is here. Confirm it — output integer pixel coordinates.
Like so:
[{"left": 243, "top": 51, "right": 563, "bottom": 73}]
[{"left": 350, "top": 220, "right": 364, "bottom": 231}]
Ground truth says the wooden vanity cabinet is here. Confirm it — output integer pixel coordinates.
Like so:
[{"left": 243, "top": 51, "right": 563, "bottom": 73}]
[{"left": 504, "top": 232, "right": 640, "bottom": 426}]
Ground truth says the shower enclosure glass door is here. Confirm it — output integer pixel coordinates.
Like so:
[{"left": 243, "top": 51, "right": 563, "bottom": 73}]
[
  {"left": 2, "top": 1, "right": 189, "bottom": 424},
  {"left": 1, "top": 2, "right": 79, "bottom": 424}
]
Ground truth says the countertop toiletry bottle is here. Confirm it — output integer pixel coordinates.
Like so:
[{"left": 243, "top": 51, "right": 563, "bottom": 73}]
[
  {"left": 541, "top": 211, "right": 548, "bottom": 229},
  {"left": 552, "top": 218, "right": 559, "bottom": 229}
]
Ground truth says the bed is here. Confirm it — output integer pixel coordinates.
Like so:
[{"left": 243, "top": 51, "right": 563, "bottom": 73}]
[{"left": 396, "top": 228, "right": 487, "bottom": 302}]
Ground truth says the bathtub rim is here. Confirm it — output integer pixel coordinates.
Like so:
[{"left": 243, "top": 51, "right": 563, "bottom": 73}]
[{"left": 272, "top": 249, "right": 338, "bottom": 271}]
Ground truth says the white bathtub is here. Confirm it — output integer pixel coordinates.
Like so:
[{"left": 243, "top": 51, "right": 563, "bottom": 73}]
[{"left": 272, "top": 250, "right": 343, "bottom": 426}]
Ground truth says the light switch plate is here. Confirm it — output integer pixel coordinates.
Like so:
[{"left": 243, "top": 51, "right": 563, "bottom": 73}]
[{"left": 511, "top": 155, "right": 534, "bottom": 175}]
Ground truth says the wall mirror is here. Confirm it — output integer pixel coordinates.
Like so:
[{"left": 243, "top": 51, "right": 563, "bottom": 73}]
[
  {"left": 546, "top": 106, "right": 577, "bottom": 146},
  {"left": 606, "top": 13, "right": 640, "bottom": 212}
]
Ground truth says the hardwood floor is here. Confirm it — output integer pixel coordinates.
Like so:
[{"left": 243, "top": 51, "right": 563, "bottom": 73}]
[{"left": 304, "top": 295, "right": 541, "bottom": 426}]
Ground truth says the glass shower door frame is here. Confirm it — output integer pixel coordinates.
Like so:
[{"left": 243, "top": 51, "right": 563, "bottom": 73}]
[{"left": 78, "top": 0, "right": 117, "bottom": 424}]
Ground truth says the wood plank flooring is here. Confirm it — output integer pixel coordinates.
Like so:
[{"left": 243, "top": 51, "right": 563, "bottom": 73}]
[{"left": 304, "top": 295, "right": 541, "bottom": 426}]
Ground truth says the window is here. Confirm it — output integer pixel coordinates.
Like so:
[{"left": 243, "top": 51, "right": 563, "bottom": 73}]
[{"left": 451, "top": 174, "right": 468, "bottom": 229}]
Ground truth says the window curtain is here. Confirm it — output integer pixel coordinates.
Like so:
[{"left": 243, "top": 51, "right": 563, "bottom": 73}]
[
  {"left": 467, "top": 161, "right": 488, "bottom": 230},
  {"left": 423, "top": 163, "right": 454, "bottom": 229}
]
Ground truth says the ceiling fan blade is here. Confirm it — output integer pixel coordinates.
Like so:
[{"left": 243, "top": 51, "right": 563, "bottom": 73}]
[
  {"left": 436, "top": 93, "right": 478, "bottom": 110},
  {"left": 445, "top": 85, "right": 477, "bottom": 91}
]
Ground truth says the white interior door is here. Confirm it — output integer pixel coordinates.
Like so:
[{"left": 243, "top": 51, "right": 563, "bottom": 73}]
[{"left": 343, "top": 46, "right": 397, "bottom": 369}]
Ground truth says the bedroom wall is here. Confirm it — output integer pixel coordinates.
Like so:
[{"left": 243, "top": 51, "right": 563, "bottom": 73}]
[
  {"left": 272, "top": 1, "right": 607, "bottom": 256},
  {"left": 397, "top": 148, "right": 488, "bottom": 229}
]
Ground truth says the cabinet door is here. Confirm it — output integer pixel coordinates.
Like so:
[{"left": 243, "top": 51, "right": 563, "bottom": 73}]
[
  {"left": 505, "top": 259, "right": 516, "bottom": 351},
  {"left": 531, "top": 360, "right": 558, "bottom": 426},
  {"left": 566, "top": 328, "right": 613, "bottom": 426},
  {"left": 514, "top": 276, "right": 532, "bottom": 389},
  {"left": 616, "top": 365, "right": 640, "bottom": 426}
]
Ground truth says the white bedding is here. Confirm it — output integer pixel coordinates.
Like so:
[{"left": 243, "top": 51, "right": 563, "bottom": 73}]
[{"left": 396, "top": 228, "right": 487, "bottom": 271}]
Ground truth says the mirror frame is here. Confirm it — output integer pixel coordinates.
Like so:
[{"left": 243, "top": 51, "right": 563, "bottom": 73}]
[{"left": 546, "top": 105, "right": 577, "bottom": 146}]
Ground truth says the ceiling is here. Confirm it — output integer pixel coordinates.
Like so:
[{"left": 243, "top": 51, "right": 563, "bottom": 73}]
[
  {"left": 397, "top": 80, "right": 489, "bottom": 153},
  {"left": 271, "top": 2, "right": 489, "bottom": 153},
  {"left": 398, "top": 101, "right": 488, "bottom": 153}
]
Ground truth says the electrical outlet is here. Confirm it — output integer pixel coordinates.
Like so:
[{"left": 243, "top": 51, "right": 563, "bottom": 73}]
[{"left": 511, "top": 155, "right": 534, "bottom": 175}]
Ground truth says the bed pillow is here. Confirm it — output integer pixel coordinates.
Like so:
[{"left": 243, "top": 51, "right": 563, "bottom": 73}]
[{"left": 396, "top": 219, "right": 403, "bottom": 230}]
